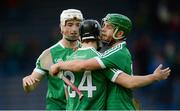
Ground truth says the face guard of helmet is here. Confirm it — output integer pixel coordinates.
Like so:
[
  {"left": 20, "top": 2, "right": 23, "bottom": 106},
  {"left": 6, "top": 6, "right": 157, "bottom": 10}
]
[
  {"left": 60, "top": 9, "right": 83, "bottom": 41},
  {"left": 102, "top": 13, "right": 132, "bottom": 40},
  {"left": 79, "top": 19, "right": 101, "bottom": 42}
]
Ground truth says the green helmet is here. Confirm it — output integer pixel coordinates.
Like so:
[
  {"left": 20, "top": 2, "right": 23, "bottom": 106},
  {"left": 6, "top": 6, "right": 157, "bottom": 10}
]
[{"left": 102, "top": 13, "right": 132, "bottom": 40}]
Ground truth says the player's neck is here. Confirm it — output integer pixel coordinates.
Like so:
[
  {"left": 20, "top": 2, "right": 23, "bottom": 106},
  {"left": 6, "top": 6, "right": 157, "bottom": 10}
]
[
  {"left": 60, "top": 38, "right": 78, "bottom": 49},
  {"left": 81, "top": 42, "right": 97, "bottom": 49}
]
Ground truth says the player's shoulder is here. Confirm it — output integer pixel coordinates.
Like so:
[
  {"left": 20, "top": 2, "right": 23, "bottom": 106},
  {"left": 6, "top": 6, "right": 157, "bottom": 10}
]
[
  {"left": 38, "top": 42, "right": 59, "bottom": 59},
  {"left": 103, "top": 42, "right": 128, "bottom": 55},
  {"left": 41, "top": 42, "right": 61, "bottom": 54},
  {"left": 49, "top": 42, "right": 62, "bottom": 50},
  {"left": 90, "top": 47, "right": 101, "bottom": 54},
  {"left": 38, "top": 48, "right": 51, "bottom": 60}
]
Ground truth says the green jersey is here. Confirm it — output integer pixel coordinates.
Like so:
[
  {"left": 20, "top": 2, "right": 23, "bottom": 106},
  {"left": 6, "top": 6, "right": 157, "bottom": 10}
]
[
  {"left": 65, "top": 47, "right": 120, "bottom": 110},
  {"left": 95, "top": 41, "right": 136, "bottom": 110},
  {"left": 34, "top": 42, "right": 76, "bottom": 110}
]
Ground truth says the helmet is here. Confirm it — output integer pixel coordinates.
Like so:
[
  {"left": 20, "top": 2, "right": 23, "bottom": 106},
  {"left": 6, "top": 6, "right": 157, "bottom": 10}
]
[
  {"left": 60, "top": 9, "right": 83, "bottom": 26},
  {"left": 102, "top": 13, "right": 132, "bottom": 39},
  {"left": 79, "top": 19, "right": 101, "bottom": 41}
]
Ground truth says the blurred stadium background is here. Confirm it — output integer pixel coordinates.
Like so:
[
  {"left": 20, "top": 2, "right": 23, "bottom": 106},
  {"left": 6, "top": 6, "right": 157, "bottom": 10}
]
[{"left": 0, "top": 0, "right": 179, "bottom": 110}]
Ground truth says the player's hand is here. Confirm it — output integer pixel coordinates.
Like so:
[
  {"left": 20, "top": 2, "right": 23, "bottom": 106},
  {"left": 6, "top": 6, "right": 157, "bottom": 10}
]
[
  {"left": 153, "top": 64, "right": 171, "bottom": 81},
  {"left": 50, "top": 63, "right": 61, "bottom": 76},
  {"left": 22, "top": 75, "right": 40, "bottom": 86}
]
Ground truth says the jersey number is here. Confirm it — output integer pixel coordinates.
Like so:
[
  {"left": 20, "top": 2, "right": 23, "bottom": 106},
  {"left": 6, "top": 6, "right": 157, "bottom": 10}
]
[{"left": 64, "top": 71, "right": 96, "bottom": 98}]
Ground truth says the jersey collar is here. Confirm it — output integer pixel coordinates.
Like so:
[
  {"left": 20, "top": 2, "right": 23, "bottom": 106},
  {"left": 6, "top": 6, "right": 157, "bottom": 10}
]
[
  {"left": 59, "top": 42, "right": 65, "bottom": 48},
  {"left": 116, "top": 41, "right": 126, "bottom": 47}
]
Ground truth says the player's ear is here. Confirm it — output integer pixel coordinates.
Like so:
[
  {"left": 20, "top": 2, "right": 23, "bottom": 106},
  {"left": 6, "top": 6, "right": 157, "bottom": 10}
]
[{"left": 116, "top": 30, "right": 124, "bottom": 39}]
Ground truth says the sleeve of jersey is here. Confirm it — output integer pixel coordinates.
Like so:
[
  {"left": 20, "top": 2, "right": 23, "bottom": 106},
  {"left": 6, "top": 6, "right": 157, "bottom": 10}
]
[
  {"left": 33, "top": 54, "right": 48, "bottom": 75},
  {"left": 103, "top": 68, "right": 123, "bottom": 82},
  {"left": 94, "top": 50, "right": 121, "bottom": 69}
]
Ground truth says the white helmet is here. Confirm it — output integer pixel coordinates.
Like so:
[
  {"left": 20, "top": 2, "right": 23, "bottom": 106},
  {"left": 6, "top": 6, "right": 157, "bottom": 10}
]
[{"left": 60, "top": 9, "right": 83, "bottom": 26}]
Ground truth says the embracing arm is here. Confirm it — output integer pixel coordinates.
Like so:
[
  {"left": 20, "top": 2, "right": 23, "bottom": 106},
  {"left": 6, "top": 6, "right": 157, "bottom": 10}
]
[
  {"left": 50, "top": 58, "right": 102, "bottom": 75},
  {"left": 115, "top": 64, "right": 171, "bottom": 89},
  {"left": 22, "top": 71, "right": 44, "bottom": 93}
]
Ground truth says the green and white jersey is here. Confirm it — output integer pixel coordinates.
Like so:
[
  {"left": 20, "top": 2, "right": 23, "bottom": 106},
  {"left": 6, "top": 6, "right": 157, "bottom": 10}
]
[
  {"left": 34, "top": 42, "right": 76, "bottom": 110},
  {"left": 65, "top": 47, "right": 120, "bottom": 110},
  {"left": 95, "top": 41, "right": 136, "bottom": 110}
]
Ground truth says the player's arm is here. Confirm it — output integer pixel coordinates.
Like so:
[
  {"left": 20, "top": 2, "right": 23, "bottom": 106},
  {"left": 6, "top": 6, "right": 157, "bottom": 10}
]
[
  {"left": 115, "top": 64, "right": 171, "bottom": 89},
  {"left": 22, "top": 48, "right": 51, "bottom": 93},
  {"left": 50, "top": 58, "right": 101, "bottom": 75},
  {"left": 22, "top": 71, "right": 44, "bottom": 93}
]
